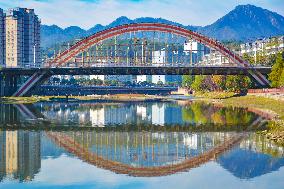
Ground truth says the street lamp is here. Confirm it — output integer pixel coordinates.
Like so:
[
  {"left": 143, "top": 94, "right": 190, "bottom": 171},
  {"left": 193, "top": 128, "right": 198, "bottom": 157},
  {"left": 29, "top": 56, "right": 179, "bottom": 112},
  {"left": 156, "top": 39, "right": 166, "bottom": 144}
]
[{"left": 33, "top": 43, "right": 37, "bottom": 68}]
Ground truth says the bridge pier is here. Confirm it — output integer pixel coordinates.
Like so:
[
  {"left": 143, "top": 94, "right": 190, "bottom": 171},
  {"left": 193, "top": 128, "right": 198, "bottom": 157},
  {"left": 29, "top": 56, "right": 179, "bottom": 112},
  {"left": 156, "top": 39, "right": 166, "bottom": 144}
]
[{"left": 0, "top": 74, "right": 19, "bottom": 97}]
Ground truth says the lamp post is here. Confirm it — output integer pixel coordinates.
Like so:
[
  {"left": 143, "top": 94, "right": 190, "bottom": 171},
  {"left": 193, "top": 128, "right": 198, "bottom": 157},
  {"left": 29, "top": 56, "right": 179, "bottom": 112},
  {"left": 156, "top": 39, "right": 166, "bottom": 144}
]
[{"left": 33, "top": 43, "right": 37, "bottom": 67}]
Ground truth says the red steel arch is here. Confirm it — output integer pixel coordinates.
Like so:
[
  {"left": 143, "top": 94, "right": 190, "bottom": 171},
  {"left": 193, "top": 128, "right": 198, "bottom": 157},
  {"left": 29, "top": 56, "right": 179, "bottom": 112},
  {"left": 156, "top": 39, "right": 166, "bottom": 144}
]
[
  {"left": 49, "top": 23, "right": 270, "bottom": 86},
  {"left": 13, "top": 23, "right": 270, "bottom": 97}
]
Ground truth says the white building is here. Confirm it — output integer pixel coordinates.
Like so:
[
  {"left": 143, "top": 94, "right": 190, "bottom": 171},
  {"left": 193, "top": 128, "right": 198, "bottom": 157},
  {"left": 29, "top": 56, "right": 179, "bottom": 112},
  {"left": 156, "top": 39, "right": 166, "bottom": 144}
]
[
  {"left": 136, "top": 75, "right": 152, "bottom": 83},
  {"left": 240, "top": 36, "right": 284, "bottom": 60},
  {"left": 152, "top": 50, "right": 166, "bottom": 84},
  {"left": 184, "top": 40, "right": 209, "bottom": 64},
  {"left": 152, "top": 75, "right": 166, "bottom": 84},
  {"left": 90, "top": 75, "right": 105, "bottom": 80},
  {"left": 152, "top": 50, "right": 166, "bottom": 66},
  {"left": 200, "top": 52, "right": 230, "bottom": 66}
]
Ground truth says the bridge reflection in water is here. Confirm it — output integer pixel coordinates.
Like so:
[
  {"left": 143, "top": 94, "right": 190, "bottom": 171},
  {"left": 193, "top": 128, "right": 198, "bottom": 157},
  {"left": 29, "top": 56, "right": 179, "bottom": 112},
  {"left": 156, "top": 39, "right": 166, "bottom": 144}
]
[
  {"left": 0, "top": 102, "right": 283, "bottom": 182},
  {"left": 0, "top": 130, "right": 283, "bottom": 181},
  {"left": 47, "top": 131, "right": 244, "bottom": 177}
]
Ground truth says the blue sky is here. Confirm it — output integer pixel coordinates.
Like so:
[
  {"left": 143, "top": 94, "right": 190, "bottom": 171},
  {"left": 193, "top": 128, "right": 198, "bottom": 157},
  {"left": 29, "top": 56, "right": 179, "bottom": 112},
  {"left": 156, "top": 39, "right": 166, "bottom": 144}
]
[{"left": 0, "top": 0, "right": 283, "bottom": 29}]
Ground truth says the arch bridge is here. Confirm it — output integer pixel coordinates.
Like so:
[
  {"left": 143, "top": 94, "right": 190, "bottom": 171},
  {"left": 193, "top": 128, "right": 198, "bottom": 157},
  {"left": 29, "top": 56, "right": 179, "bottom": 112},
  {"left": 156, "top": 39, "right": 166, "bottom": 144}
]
[{"left": 7, "top": 23, "right": 270, "bottom": 97}]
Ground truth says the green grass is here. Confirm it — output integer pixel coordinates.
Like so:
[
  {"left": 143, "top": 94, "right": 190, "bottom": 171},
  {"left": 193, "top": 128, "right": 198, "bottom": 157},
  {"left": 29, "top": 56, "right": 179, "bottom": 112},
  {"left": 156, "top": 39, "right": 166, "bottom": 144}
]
[
  {"left": 221, "top": 95, "right": 284, "bottom": 120},
  {"left": 193, "top": 91, "right": 236, "bottom": 99}
]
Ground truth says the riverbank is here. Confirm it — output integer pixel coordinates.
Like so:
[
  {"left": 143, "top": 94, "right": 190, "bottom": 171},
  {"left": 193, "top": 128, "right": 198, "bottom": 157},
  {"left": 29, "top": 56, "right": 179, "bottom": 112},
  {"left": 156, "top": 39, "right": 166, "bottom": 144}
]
[
  {"left": 193, "top": 92, "right": 284, "bottom": 146},
  {"left": 0, "top": 94, "right": 165, "bottom": 104}
]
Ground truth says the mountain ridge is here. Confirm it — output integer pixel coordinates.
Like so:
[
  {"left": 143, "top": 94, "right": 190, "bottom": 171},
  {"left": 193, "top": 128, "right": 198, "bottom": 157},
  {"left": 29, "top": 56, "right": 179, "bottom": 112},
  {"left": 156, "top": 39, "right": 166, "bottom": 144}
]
[{"left": 41, "top": 4, "right": 284, "bottom": 48}]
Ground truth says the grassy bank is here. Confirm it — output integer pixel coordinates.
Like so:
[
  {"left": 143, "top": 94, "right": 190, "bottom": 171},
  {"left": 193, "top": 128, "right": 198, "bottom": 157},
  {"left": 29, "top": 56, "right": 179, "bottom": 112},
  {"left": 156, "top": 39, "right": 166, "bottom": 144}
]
[
  {"left": 0, "top": 96, "right": 51, "bottom": 104},
  {"left": 0, "top": 94, "right": 163, "bottom": 104},
  {"left": 193, "top": 91, "right": 236, "bottom": 99},
  {"left": 194, "top": 92, "right": 284, "bottom": 146}
]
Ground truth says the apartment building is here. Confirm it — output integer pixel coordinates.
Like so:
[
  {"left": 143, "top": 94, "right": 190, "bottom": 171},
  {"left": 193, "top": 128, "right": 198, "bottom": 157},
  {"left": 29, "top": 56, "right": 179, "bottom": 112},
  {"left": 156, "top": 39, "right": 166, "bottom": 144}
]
[
  {"left": 200, "top": 52, "right": 230, "bottom": 66},
  {"left": 240, "top": 36, "right": 284, "bottom": 57},
  {"left": 1, "top": 8, "right": 41, "bottom": 68},
  {"left": 0, "top": 8, "right": 4, "bottom": 66}
]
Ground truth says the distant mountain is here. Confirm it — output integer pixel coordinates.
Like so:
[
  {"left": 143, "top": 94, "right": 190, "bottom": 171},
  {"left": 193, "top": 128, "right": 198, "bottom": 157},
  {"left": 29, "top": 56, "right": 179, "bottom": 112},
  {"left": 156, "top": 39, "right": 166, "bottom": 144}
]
[
  {"left": 198, "top": 4, "right": 284, "bottom": 41},
  {"left": 41, "top": 16, "right": 198, "bottom": 48},
  {"left": 41, "top": 25, "right": 86, "bottom": 48},
  {"left": 41, "top": 4, "right": 284, "bottom": 49}
]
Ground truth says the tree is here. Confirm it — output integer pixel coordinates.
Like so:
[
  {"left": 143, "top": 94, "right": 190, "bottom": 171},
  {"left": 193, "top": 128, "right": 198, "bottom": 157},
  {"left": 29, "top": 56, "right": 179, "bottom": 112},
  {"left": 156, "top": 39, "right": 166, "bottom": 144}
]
[
  {"left": 191, "top": 75, "right": 207, "bottom": 91},
  {"left": 182, "top": 75, "right": 194, "bottom": 88},
  {"left": 225, "top": 75, "right": 251, "bottom": 92},
  {"left": 279, "top": 69, "right": 284, "bottom": 87},
  {"left": 271, "top": 52, "right": 284, "bottom": 86},
  {"left": 157, "top": 80, "right": 164, "bottom": 86},
  {"left": 269, "top": 52, "right": 284, "bottom": 87},
  {"left": 212, "top": 75, "right": 226, "bottom": 90},
  {"left": 242, "top": 53, "right": 254, "bottom": 64}
]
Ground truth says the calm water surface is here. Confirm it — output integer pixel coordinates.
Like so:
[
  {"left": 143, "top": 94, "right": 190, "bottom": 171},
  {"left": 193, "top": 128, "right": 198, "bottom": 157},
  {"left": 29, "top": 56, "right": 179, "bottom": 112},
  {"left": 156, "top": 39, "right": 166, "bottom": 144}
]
[{"left": 0, "top": 101, "right": 283, "bottom": 189}]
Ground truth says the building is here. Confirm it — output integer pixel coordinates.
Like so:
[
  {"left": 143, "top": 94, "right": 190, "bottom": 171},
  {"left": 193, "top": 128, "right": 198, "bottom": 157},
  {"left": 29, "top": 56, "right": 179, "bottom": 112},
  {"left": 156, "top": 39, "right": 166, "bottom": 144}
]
[
  {"left": 200, "top": 52, "right": 230, "bottom": 66},
  {"left": 0, "top": 8, "right": 5, "bottom": 67},
  {"left": 184, "top": 40, "right": 209, "bottom": 64},
  {"left": 151, "top": 50, "right": 182, "bottom": 84},
  {"left": 136, "top": 75, "right": 152, "bottom": 83},
  {"left": 4, "top": 8, "right": 41, "bottom": 67},
  {"left": 240, "top": 36, "right": 284, "bottom": 62},
  {"left": 90, "top": 75, "right": 105, "bottom": 81}
]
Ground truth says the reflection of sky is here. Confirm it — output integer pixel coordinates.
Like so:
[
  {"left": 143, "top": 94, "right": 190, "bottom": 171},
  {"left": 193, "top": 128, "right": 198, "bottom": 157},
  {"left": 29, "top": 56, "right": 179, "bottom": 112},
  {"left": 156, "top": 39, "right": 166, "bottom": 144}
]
[{"left": 1, "top": 155, "right": 284, "bottom": 189}]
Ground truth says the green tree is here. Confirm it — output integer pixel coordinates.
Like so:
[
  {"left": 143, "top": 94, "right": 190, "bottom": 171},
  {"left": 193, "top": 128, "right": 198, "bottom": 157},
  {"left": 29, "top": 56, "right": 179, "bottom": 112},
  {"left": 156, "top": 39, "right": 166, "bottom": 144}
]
[
  {"left": 157, "top": 80, "right": 164, "bottom": 86},
  {"left": 269, "top": 52, "right": 284, "bottom": 87},
  {"left": 191, "top": 75, "right": 207, "bottom": 91},
  {"left": 242, "top": 53, "right": 254, "bottom": 64},
  {"left": 225, "top": 75, "right": 251, "bottom": 92},
  {"left": 280, "top": 69, "right": 284, "bottom": 87},
  {"left": 182, "top": 75, "right": 194, "bottom": 88},
  {"left": 212, "top": 75, "right": 226, "bottom": 90}
]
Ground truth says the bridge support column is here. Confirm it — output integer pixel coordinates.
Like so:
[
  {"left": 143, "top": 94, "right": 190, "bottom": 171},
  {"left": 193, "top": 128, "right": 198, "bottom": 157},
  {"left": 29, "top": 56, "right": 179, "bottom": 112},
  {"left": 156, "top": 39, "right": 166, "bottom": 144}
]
[{"left": 0, "top": 74, "right": 19, "bottom": 97}]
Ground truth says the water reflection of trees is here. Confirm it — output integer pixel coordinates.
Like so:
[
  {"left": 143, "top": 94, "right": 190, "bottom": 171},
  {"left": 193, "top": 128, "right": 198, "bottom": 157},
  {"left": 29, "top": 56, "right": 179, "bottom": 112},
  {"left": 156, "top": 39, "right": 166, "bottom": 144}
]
[{"left": 182, "top": 102, "right": 257, "bottom": 126}]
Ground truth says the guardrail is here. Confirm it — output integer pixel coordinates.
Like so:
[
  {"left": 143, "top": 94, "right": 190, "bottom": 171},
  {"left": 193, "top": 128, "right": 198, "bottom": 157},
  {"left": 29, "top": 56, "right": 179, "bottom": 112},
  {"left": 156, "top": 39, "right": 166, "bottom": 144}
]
[{"left": 248, "top": 88, "right": 284, "bottom": 94}]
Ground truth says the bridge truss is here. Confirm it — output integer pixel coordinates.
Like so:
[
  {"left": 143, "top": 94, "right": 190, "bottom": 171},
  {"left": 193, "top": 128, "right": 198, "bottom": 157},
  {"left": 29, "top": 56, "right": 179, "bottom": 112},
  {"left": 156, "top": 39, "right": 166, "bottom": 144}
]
[{"left": 13, "top": 23, "right": 270, "bottom": 97}]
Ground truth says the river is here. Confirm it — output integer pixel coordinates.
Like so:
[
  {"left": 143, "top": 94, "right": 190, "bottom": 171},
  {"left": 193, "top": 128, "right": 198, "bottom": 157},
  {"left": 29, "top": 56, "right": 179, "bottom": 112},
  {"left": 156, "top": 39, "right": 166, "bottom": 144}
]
[{"left": 0, "top": 101, "right": 283, "bottom": 189}]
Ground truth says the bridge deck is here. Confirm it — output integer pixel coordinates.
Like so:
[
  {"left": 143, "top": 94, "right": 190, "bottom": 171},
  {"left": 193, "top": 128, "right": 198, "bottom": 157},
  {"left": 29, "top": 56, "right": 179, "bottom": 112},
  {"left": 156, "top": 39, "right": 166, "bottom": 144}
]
[{"left": 0, "top": 66, "right": 271, "bottom": 76}]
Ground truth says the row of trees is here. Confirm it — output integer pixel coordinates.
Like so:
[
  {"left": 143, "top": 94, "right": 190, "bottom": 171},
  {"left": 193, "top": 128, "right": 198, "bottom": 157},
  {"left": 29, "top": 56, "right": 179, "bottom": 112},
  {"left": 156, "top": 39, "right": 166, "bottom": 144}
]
[
  {"left": 182, "top": 75, "right": 252, "bottom": 92},
  {"left": 182, "top": 51, "right": 284, "bottom": 92}
]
